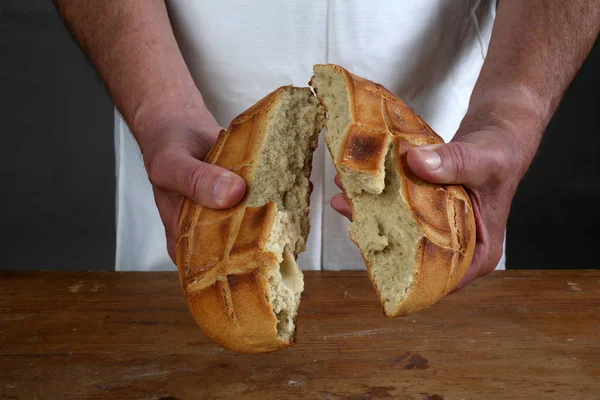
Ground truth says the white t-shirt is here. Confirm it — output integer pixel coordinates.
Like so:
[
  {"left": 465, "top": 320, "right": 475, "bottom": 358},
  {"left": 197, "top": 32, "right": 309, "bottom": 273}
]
[{"left": 114, "top": 0, "right": 506, "bottom": 271}]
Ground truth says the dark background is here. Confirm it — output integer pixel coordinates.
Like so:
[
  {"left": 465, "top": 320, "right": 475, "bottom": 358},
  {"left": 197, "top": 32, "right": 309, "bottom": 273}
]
[
  {"left": 507, "top": 36, "right": 600, "bottom": 269},
  {"left": 0, "top": 1, "right": 598, "bottom": 271},
  {"left": 1, "top": 1, "right": 114, "bottom": 270}
]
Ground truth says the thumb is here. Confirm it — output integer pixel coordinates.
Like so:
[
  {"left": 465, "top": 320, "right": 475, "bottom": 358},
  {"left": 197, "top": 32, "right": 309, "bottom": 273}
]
[
  {"left": 148, "top": 152, "right": 246, "bottom": 209},
  {"left": 406, "top": 142, "right": 492, "bottom": 187}
]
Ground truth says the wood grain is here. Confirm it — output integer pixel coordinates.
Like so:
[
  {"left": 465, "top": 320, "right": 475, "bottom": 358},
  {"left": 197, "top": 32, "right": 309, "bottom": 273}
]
[{"left": 0, "top": 270, "right": 598, "bottom": 399}]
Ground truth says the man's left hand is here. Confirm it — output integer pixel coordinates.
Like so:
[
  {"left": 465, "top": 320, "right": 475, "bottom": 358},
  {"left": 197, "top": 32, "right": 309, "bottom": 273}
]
[{"left": 331, "top": 126, "right": 526, "bottom": 290}]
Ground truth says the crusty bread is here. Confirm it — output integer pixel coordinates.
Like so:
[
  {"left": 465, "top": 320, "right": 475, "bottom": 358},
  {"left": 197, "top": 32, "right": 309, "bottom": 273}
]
[
  {"left": 175, "top": 86, "right": 324, "bottom": 354},
  {"left": 310, "top": 64, "right": 476, "bottom": 317},
  {"left": 176, "top": 65, "right": 476, "bottom": 354}
]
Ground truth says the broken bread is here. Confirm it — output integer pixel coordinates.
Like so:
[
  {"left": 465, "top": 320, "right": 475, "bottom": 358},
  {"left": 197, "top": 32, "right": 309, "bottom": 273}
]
[
  {"left": 175, "top": 86, "right": 324, "bottom": 354},
  {"left": 310, "top": 64, "right": 476, "bottom": 317},
  {"left": 176, "top": 65, "right": 476, "bottom": 354}
]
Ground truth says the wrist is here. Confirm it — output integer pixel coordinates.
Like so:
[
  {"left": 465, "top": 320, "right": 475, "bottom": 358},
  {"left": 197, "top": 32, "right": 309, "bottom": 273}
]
[
  {"left": 457, "top": 84, "right": 549, "bottom": 178},
  {"left": 461, "top": 84, "right": 551, "bottom": 136},
  {"left": 128, "top": 83, "right": 220, "bottom": 155}
]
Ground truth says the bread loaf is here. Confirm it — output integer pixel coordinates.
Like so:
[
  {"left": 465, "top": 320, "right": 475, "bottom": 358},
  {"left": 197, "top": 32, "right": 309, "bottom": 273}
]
[
  {"left": 175, "top": 86, "right": 324, "bottom": 354},
  {"left": 310, "top": 64, "right": 476, "bottom": 317},
  {"left": 176, "top": 65, "right": 476, "bottom": 354}
]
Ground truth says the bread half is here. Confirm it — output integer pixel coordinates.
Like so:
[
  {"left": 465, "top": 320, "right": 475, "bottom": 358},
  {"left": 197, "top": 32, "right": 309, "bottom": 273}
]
[
  {"left": 310, "top": 64, "right": 476, "bottom": 317},
  {"left": 175, "top": 86, "right": 324, "bottom": 354}
]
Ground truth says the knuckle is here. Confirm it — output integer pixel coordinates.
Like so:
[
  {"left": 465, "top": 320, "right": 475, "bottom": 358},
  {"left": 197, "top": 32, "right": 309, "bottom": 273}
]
[
  {"left": 193, "top": 132, "right": 216, "bottom": 160},
  {"left": 489, "top": 154, "right": 506, "bottom": 183},
  {"left": 480, "top": 232, "right": 504, "bottom": 275},
  {"left": 184, "top": 164, "right": 210, "bottom": 200},
  {"left": 489, "top": 241, "right": 503, "bottom": 266},
  {"left": 487, "top": 145, "right": 514, "bottom": 185},
  {"left": 145, "top": 152, "right": 169, "bottom": 188},
  {"left": 486, "top": 246, "right": 503, "bottom": 274},
  {"left": 446, "top": 142, "right": 472, "bottom": 180}
]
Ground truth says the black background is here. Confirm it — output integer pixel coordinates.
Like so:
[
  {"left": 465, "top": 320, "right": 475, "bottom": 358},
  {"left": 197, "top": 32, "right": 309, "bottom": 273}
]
[
  {"left": 1, "top": 1, "right": 598, "bottom": 271},
  {"left": 1, "top": 1, "right": 114, "bottom": 270},
  {"left": 507, "top": 36, "right": 600, "bottom": 269}
]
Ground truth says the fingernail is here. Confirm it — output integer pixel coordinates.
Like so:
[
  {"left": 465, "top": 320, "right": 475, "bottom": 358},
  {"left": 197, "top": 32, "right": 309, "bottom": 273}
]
[
  {"left": 213, "top": 174, "right": 237, "bottom": 206},
  {"left": 417, "top": 146, "right": 442, "bottom": 171}
]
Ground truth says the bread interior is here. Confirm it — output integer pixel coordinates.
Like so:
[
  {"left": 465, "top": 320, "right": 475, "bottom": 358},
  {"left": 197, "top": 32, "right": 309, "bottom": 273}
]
[
  {"left": 246, "top": 87, "right": 323, "bottom": 340},
  {"left": 311, "top": 66, "right": 423, "bottom": 316}
]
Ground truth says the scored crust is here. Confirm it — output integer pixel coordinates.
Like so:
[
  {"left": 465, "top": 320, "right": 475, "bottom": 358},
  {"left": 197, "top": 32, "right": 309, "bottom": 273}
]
[
  {"left": 176, "top": 65, "right": 476, "bottom": 354},
  {"left": 175, "top": 86, "right": 323, "bottom": 354},
  {"left": 310, "top": 64, "right": 476, "bottom": 316}
]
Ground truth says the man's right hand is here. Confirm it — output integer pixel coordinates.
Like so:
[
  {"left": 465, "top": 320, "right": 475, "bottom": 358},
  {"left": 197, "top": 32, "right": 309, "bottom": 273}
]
[
  {"left": 139, "top": 106, "right": 246, "bottom": 263},
  {"left": 53, "top": 0, "right": 247, "bottom": 264}
]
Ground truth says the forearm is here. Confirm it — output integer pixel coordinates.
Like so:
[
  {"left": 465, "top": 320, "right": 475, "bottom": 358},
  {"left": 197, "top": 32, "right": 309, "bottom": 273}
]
[
  {"left": 460, "top": 0, "right": 600, "bottom": 175},
  {"left": 54, "top": 0, "right": 212, "bottom": 152}
]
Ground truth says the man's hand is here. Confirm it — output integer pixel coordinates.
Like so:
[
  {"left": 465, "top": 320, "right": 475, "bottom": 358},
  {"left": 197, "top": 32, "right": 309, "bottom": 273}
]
[
  {"left": 54, "top": 0, "right": 248, "bottom": 264},
  {"left": 333, "top": 0, "right": 599, "bottom": 289},
  {"left": 139, "top": 106, "right": 246, "bottom": 263},
  {"left": 331, "top": 124, "right": 523, "bottom": 290},
  {"left": 406, "top": 128, "right": 520, "bottom": 289}
]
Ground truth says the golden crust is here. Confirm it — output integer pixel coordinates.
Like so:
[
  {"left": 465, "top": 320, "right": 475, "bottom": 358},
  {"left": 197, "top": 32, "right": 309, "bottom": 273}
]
[
  {"left": 175, "top": 86, "right": 320, "bottom": 354},
  {"left": 185, "top": 270, "right": 289, "bottom": 354},
  {"left": 176, "top": 65, "right": 476, "bottom": 352},
  {"left": 313, "top": 64, "right": 476, "bottom": 317},
  {"left": 341, "top": 125, "right": 391, "bottom": 174}
]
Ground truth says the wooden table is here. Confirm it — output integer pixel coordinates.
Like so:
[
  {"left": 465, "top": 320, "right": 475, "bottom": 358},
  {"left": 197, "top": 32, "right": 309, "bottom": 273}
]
[{"left": 0, "top": 271, "right": 598, "bottom": 399}]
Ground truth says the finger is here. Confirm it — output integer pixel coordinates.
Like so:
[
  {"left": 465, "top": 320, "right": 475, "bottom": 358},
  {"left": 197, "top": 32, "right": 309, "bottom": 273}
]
[
  {"left": 334, "top": 174, "right": 344, "bottom": 190},
  {"left": 450, "top": 233, "right": 502, "bottom": 293},
  {"left": 331, "top": 193, "right": 352, "bottom": 220},
  {"left": 406, "top": 142, "right": 499, "bottom": 187},
  {"left": 152, "top": 187, "right": 184, "bottom": 264},
  {"left": 449, "top": 243, "right": 486, "bottom": 293},
  {"left": 450, "top": 263, "right": 481, "bottom": 293},
  {"left": 149, "top": 152, "right": 246, "bottom": 209}
]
